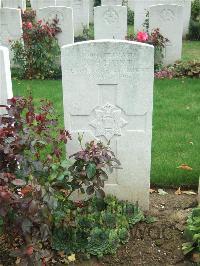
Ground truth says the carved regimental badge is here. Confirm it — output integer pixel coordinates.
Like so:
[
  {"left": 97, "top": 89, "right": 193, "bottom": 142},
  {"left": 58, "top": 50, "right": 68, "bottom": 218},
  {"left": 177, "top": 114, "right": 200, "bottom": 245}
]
[{"left": 90, "top": 103, "right": 128, "bottom": 140}]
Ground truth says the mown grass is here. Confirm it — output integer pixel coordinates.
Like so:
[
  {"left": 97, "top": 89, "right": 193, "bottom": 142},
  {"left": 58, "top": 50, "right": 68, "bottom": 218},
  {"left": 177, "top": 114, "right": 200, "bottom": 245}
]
[
  {"left": 12, "top": 77, "right": 200, "bottom": 187},
  {"left": 182, "top": 41, "right": 200, "bottom": 61},
  {"left": 12, "top": 40, "right": 200, "bottom": 187}
]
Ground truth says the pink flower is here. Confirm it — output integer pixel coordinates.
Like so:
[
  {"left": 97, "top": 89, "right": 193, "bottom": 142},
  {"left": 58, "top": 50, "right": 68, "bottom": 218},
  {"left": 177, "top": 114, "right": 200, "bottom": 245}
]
[
  {"left": 27, "top": 22, "right": 33, "bottom": 29},
  {"left": 137, "top": 31, "right": 148, "bottom": 42},
  {"left": 38, "top": 19, "right": 42, "bottom": 24}
]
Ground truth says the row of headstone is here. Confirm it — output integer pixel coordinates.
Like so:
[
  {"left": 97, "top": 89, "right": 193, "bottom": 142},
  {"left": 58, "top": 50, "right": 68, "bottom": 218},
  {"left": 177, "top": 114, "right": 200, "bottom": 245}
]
[
  {"left": 0, "top": 46, "right": 13, "bottom": 115},
  {"left": 30, "top": 0, "right": 89, "bottom": 36},
  {"left": 1, "top": 0, "right": 26, "bottom": 10},
  {"left": 93, "top": 1, "right": 185, "bottom": 65},
  {"left": 129, "top": 0, "right": 191, "bottom": 38}
]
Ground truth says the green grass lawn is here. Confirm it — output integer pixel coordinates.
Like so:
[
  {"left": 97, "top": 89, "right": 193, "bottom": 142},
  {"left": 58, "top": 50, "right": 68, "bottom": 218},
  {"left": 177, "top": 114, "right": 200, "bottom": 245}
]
[
  {"left": 182, "top": 41, "right": 200, "bottom": 61},
  {"left": 11, "top": 40, "right": 200, "bottom": 187},
  {"left": 12, "top": 78, "right": 200, "bottom": 188}
]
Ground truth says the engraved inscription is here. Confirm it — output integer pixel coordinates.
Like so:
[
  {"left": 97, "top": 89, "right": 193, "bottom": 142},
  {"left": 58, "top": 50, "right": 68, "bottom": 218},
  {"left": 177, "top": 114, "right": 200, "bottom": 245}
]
[
  {"left": 160, "top": 9, "right": 175, "bottom": 22},
  {"left": 103, "top": 8, "right": 119, "bottom": 24},
  {"left": 90, "top": 103, "right": 128, "bottom": 140}
]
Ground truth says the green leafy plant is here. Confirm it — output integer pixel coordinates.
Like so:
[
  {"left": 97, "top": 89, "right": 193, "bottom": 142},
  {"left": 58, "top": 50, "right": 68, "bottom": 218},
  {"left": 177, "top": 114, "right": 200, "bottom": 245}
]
[
  {"left": 127, "top": 28, "right": 169, "bottom": 70},
  {"left": 11, "top": 10, "right": 61, "bottom": 79},
  {"left": 127, "top": 7, "right": 134, "bottom": 25},
  {"left": 0, "top": 95, "right": 120, "bottom": 264},
  {"left": 52, "top": 195, "right": 144, "bottom": 258},
  {"left": 188, "top": 0, "right": 200, "bottom": 40},
  {"left": 182, "top": 207, "right": 200, "bottom": 262}
]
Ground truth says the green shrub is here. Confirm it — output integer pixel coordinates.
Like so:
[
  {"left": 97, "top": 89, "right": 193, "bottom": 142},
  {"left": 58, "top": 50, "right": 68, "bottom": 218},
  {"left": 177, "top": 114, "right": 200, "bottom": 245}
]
[
  {"left": 188, "top": 0, "right": 200, "bottom": 40},
  {"left": 191, "top": 0, "right": 200, "bottom": 21},
  {"left": 182, "top": 206, "right": 200, "bottom": 262},
  {"left": 188, "top": 19, "right": 200, "bottom": 40},
  {"left": 0, "top": 96, "right": 120, "bottom": 264},
  {"left": 127, "top": 8, "right": 134, "bottom": 25},
  {"left": 94, "top": 0, "right": 101, "bottom": 6},
  {"left": 11, "top": 10, "right": 61, "bottom": 79}
]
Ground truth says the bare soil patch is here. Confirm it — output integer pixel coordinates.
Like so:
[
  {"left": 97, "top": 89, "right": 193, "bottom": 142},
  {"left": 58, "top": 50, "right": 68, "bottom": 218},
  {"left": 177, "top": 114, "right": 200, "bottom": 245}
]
[{"left": 0, "top": 189, "right": 198, "bottom": 266}]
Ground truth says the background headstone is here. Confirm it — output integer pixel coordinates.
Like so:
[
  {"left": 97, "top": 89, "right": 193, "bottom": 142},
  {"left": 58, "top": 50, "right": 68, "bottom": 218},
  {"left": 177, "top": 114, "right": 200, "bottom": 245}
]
[
  {"left": 2, "top": 0, "right": 26, "bottom": 11},
  {"left": 72, "top": 0, "right": 89, "bottom": 36},
  {"left": 101, "top": 0, "right": 122, "bottom": 5},
  {"left": 0, "top": 8, "right": 23, "bottom": 52},
  {"left": 30, "top": 0, "right": 56, "bottom": 10},
  {"left": 89, "top": 0, "right": 94, "bottom": 23},
  {"left": 94, "top": 6, "right": 127, "bottom": 40},
  {"left": 132, "top": 0, "right": 191, "bottom": 38},
  {"left": 0, "top": 46, "right": 13, "bottom": 115},
  {"left": 37, "top": 6, "right": 74, "bottom": 46},
  {"left": 61, "top": 40, "right": 154, "bottom": 210},
  {"left": 31, "top": 0, "right": 72, "bottom": 10},
  {"left": 149, "top": 4, "right": 183, "bottom": 65}
]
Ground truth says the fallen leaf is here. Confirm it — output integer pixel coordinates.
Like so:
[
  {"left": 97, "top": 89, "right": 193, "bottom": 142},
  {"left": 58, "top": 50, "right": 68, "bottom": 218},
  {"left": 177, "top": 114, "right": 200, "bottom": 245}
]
[
  {"left": 175, "top": 187, "right": 182, "bottom": 195},
  {"left": 149, "top": 188, "right": 156, "bottom": 194},
  {"left": 177, "top": 164, "right": 193, "bottom": 171},
  {"left": 189, "top": 141, "right": 194, "bottom": 145},
  {"left": 192, "top": 252, "right": 200, "bottom": 263},
  {"left": 158, "top": 189, "right": 168, "bottom": 195},
  {"left": 15, "top": 258, "right": 21, "bottom": 265},
  {"left": 68, "top": 254, "right": 76, "bottom": 262},
  {"left": 182, "top": 191, "right": 196, "bottom": 195},
  {"left": 58, "top": 251, "right": 65, "bottom": 258}
]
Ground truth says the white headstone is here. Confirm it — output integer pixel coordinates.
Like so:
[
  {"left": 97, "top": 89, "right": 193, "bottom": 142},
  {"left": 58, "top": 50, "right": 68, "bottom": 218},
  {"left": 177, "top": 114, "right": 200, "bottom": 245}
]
[
  {"left": 31, "top": 0, "right": 72, "bottom": 10},
  {"left": 101, "top": 0, "right": 122, "bottom": 5},
  {"left": 37, "top": 7, "right": 74, "bottom": 47},
  {"left": 61, "top": 40, "right": 154, "bottom": 210},
  {"left": 30, "top": 0, "right": 56, "bottom": 10},
  {"left": 0, "top": 46, "right": 13, "bottom": 115},
  {"left": 133, "top": 0, "right": 191, "bottom": 37},
  {"left": 94, "top": 6, "right": 127, "bottom": 40},
  {"left": 2, "top": 0, "right": 26, "bottom": 11},
  {"left": 72, "top": 0, "right": 89, "bottom": 36},
  {"left": 149, "top": 4, "right": 183, "bottom": 65},
  {"left": 0, "top": 8, "right": 23, "bottom": 51}
]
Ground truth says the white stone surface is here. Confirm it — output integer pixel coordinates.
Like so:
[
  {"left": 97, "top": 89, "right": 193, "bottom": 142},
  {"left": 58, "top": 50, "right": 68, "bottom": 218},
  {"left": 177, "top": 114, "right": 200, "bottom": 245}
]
[
  {"left": 133, "top": 0, "right": 191, "bottom": 37},
  {"left": 0, "top": 46, "right": 13, "bottom": 115},
  {"left": 89, "top": 0, "right": 94, "bottom": 23},
  {"left": 31, "top": 0, "right": 72, "bottom": 10},
  {"left": 61, "top": 40, "right": 154, "bottom": 210},
  {"left": 72, "top": 0, "right": 89, "bottom": 36},
  {"left": 0, "top": 8, "right": 22, "bottom": 50},
  {"left": 30, "top": 0, "right": 56, "bottom": 10},
  {"left": 94, "top": 6, "right": 127, "bottom": 40},
  {"left": 2, "top": 0, "right": 26, "bottom": 11},
  {"left": 149, "top": 4, "right": 183, "bottom": 65},
  {"left": 37, "top": 6, "right": 74, "bottom": 47},
  {"left": 101, "top": 0, "right": 122, "bottom": 5}
]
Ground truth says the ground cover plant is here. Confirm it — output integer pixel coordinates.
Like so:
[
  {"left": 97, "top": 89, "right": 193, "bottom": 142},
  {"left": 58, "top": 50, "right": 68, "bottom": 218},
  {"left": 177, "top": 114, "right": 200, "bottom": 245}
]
[
  {"left": 0, "top": 96, "right": 145, "bottom": 265},
  {"left": 182, "top": 206, "right": 200, "bottom": 263}
]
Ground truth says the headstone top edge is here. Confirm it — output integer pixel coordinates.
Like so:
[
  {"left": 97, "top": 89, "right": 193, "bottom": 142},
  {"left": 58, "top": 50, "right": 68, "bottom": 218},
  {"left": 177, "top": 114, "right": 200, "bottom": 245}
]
[
  {"left": 149, "top": 4, "right": 184, "bottom": 9},
  {"left": 61, "top": 40, "right": 154, "bottom": 50}
]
